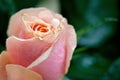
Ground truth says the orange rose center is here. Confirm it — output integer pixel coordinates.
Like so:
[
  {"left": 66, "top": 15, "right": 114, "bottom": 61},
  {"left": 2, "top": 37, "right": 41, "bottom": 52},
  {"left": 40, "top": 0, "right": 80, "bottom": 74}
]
[{"left": 31, "top": 23, "right": 49, "bottom": 33}]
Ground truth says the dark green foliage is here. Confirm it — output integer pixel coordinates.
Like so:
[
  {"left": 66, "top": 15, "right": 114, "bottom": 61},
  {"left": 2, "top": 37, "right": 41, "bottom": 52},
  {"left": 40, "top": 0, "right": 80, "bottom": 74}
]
[
  {"left": 67, "top": 53, "right": 111, "bottom": 80},
  {"left": 101, "top": 58, "right": 120, "bottom": 80},
  {"left": 60, "top": 0, "right": 119, "bottom": 79}
]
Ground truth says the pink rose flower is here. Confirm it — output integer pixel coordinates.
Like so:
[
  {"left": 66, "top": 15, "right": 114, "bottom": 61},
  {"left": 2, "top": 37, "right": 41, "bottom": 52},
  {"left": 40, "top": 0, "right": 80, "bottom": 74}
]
[{"left": 0, "top": 7, "right": 76, "bottom": 80}]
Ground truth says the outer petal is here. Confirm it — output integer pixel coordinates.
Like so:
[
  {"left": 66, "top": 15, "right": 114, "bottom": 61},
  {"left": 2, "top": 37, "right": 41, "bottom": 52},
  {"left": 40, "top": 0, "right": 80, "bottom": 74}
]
[
  {"left": 30, "top": 31, "right": 66, "bottom": 80},
  {"left": 6, "top": 64, "right": 42, "bottom": 80},
  {"left": 64, "top": 25, "right": 77, "bottom": 73},
  {"left": 6, "top": 36, "right": 51, "bottom": 67},
  {"left": 0, "top": 51, "right": 10, "bottom": 80}
]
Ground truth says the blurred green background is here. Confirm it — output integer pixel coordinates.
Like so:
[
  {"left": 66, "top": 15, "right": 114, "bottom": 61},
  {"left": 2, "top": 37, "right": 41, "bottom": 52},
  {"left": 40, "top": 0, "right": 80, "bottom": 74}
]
[{"left": 0, "top": 0, "right": 119, "bottom": 80}]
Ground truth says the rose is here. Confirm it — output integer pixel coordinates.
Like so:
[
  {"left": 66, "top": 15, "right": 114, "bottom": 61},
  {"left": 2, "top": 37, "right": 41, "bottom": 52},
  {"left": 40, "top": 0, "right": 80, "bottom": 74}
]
[{"left": 0, "top": 7, "right": 76, "bottom": 80}]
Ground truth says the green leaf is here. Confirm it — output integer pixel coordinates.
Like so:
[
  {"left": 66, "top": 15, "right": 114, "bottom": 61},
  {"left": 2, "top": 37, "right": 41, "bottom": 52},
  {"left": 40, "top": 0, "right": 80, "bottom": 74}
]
[
  {"left": 67, "top": 54, "right": 111, "bottom": 80},
  {"left": 77, "top": 18, "right": 118, "bottom": 39},
  {"left": 77, "top": 18, "right": 117, "bottom": 47},
  {"left": 101, "top": 58, "right": 120, "bottom": 80}
]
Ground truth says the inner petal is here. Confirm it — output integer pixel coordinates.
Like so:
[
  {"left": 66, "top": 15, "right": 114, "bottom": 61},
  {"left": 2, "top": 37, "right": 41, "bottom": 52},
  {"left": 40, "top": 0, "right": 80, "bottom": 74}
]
[
  {"left": 31, "top": 23, "right": 49, "bottom": 33},
  {"left": 22, "top": 14, "right": 60, "bottom": 40}
]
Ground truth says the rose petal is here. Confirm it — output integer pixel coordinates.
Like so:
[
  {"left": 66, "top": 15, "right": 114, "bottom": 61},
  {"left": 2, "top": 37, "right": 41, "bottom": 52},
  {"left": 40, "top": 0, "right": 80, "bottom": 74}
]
[
  {"left": 64, "top": 25, "right": 77, "bottom": 73},
  {"left": 0, "top": 51, "right": 10, "bottom": 80},
  {"left": 30, "top": 31, "right": 66, "bottom": 80},
  {"left": 6, "top": 36, "right": 51, "bottom": 67},
  {"left": 27, "top": 45, "right": 53, "bottom": 68},
  {"left": 6, "top": 64, "right": 42, "bottom": 80},
  {"left": 38, "top": 10, "right": 54, "bottom": 23}
]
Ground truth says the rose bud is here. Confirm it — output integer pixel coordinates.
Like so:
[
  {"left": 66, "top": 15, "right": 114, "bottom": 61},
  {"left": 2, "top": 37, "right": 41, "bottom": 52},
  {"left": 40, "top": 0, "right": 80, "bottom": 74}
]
[{"left": 0, "top": 7, "right": 76, "bottom": 80}]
